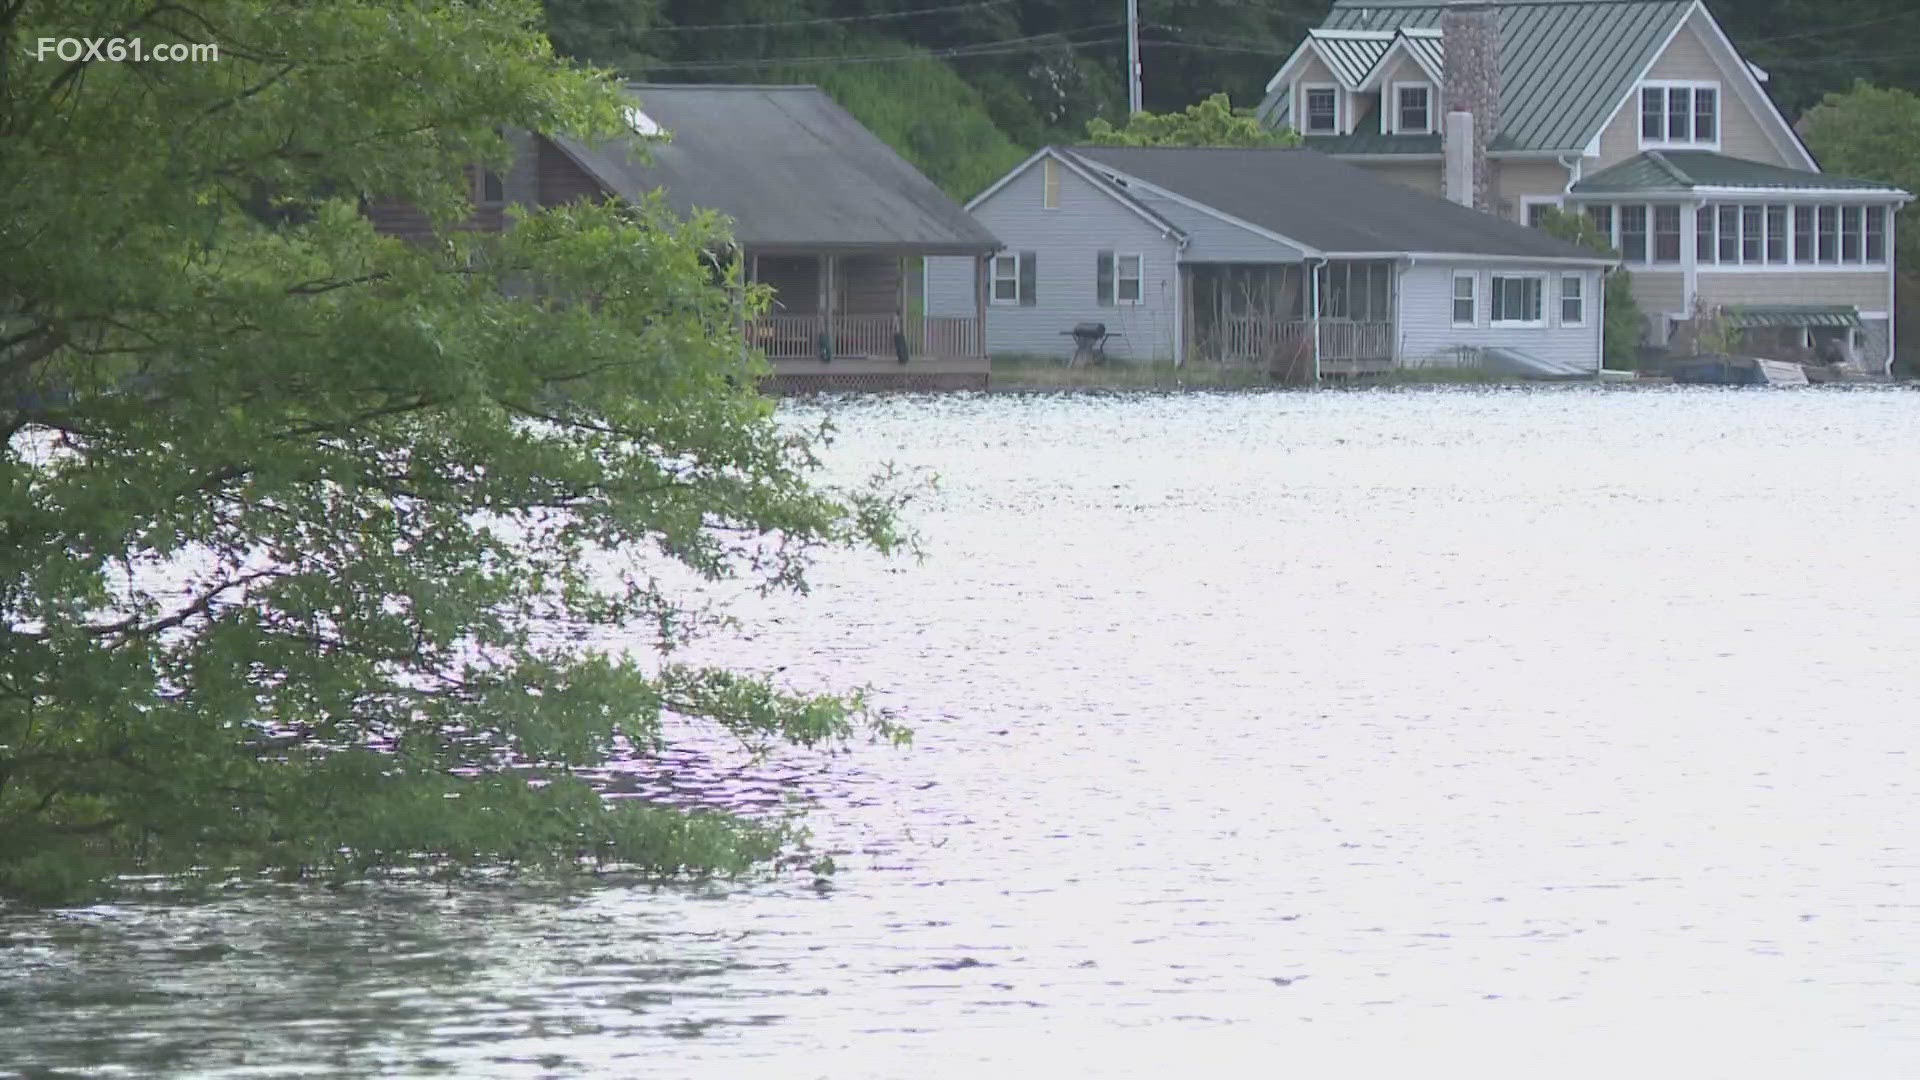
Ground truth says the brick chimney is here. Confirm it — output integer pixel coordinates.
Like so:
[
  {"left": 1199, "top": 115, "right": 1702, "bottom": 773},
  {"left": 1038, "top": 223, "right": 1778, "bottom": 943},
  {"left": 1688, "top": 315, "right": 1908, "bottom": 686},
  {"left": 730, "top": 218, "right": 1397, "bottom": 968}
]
[{"left": 1441, "top": 1, "right": 1501, "bottom": 212}]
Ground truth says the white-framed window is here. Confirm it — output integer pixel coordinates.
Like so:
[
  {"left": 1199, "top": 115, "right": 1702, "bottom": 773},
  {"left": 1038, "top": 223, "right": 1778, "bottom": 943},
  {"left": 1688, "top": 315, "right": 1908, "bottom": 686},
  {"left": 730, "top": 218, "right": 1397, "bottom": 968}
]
[
  {"left": 1042, "top": 158, "right": 1060, "bottom": 210},
  {"left": 991, "top": 253, "right": 1021, "bottom": 304},
  {"left": 1619, "top": 204, "right": 1648, "bottom": 263},
  {"left": 1653, "top": 205, "right": 1682, "bottom": 263},
  {"left": 1451, "top": 271, "right": 1476, "bottom": 327},
  {"left": 1116, "top": 253, "right": 1143, "bottom": 303},
  {"left": 1394, "top": 82, "right": 1433, "bottom": 134},
  {"left": 1866, "top": 205, "right": 1888, "bottom": 262},
  {"left": 1639, "top": 81, "right": 1719, "bottom": 147},
  {"left": 1301, "top": 83, "right": 1339, "bottom": 134},
  {"left": 1559, "top": 273, "right": 1586, "bottom": 327},
  {"left": 1490, "top": 273, "right": 1545, "bottom": 327},
  {"left": 1523, "top": 196, "right": 1562, "bottom": 229},
  {"left": 1579, "top": 202, "right": 1682, "bottom": 264}
]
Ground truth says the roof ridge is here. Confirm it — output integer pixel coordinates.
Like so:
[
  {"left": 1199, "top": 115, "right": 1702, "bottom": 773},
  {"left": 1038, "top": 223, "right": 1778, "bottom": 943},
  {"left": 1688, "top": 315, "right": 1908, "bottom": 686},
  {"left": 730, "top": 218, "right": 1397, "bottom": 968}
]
[{"left": 1643, "top": 150, "right": 1694, "bottom": 187}]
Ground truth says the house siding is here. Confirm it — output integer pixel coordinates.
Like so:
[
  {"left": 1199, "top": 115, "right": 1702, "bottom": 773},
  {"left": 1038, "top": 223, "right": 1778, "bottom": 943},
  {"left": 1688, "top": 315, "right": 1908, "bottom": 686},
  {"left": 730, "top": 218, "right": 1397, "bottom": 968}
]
[
  {"left": 931, "top": 157, "right": 1181, "bottom": 361},
  {"left": 1594, "top": 12, "right": 1791, "bottom": 170},
  {"left": 536, "top": 138, "right": 608, "bottom": 205},
  {"left": 1398, "top": 262, "right": 1603, "bottom": 372},
  {"left": 1628, "top": 269, "right": 1686, "bottom": 317},
  {"left": 1496, "top": 160, "right": 1574, "bottom": 222},
  {"left": 1694, "top": 272, "right": 1887, "bottom": 311}
]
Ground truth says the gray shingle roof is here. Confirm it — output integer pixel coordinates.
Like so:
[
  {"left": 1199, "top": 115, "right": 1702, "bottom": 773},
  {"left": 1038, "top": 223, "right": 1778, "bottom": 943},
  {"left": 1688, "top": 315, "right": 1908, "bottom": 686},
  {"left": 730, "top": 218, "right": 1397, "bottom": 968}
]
[
  {"left": 1062, "top": 145, "right": 1611, "bottom": 261},
  {"left": 1571, "top": 150, "right": 1907, "bottom": 194},
  {"left": 1259, "top": 1, "right": 1691, "bottom": 153},
  {"left": 549, "top": 84, "right": 999, "bottom": 254}
]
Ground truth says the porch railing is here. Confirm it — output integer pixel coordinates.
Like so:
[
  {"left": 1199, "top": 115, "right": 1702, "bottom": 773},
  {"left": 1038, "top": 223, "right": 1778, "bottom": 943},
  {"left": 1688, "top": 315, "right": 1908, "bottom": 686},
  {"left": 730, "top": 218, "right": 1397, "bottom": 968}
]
[
  {"left": 750, "top": 313, "right": 984, "bottom": 360},
  {"left": 1208, "top": 317, "right": 1392, "bottom": 365},
  {"left": 918, "top": 315, "right": 981, "bottom": 358},
  {"left": 833, "top": 314, "right": 901, "bottom": 359},
  {"left": 747, "top": 314, "right": 822, "bottom": 360}
]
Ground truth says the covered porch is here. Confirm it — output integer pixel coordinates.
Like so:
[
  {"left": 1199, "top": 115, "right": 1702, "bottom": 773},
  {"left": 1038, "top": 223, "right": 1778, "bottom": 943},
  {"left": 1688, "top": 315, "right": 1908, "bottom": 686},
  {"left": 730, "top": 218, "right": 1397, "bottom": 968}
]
[
  {"left": 745, "top": 251, "right": 989, "bottom": 385},
  {"left": 1183, "top": 260, "right": 1395, "bottom": 378}
]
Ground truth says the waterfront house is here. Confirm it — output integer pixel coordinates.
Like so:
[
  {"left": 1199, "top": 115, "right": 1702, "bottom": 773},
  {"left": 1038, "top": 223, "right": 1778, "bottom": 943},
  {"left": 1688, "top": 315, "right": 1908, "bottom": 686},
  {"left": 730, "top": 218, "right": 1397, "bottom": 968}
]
[
  {"left": 368, "top": 84, "right": 1003, "bottom": 391},
  {"left": 924, "top": 144, "right": 1616, "bottom": 377},
  {"left": 1254, "top": 0, "right": 1913, "bottom": 371}
]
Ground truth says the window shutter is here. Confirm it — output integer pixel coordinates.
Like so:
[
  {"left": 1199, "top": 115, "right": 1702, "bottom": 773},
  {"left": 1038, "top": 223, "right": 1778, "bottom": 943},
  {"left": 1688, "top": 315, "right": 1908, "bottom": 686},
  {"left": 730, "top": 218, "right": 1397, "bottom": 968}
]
[
  {"left": 1096, "top": 251, "right": 1115, "bottom": 306},
  {"left": 1019, "top": 251, "right": 1037, "bottom": 306}
]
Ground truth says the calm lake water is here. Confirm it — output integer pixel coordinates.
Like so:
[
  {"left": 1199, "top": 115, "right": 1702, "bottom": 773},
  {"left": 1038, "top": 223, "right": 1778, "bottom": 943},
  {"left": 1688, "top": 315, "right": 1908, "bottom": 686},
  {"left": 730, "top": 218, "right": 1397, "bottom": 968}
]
[{"left": 4, "top": 387, "right": 1918, "bottom": 1078}]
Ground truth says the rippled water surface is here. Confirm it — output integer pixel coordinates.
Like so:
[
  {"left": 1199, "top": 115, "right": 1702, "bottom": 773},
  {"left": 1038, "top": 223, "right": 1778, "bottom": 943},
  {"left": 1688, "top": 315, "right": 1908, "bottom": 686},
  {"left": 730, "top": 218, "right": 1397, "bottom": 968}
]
[{"left": 5, "top": 387, "right": 1919, "bottom": 1078}]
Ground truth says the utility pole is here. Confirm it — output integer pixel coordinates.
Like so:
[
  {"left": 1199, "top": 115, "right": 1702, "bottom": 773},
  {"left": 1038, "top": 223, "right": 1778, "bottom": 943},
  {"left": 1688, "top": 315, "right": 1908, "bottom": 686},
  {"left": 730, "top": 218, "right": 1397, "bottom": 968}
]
[{"left": 1127, "top": 0, "right": 1141, "bottom": 115}]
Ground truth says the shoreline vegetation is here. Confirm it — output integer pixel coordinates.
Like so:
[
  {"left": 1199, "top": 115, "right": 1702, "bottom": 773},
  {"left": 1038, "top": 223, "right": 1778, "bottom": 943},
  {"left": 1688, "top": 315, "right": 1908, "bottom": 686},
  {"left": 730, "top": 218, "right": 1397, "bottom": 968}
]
[{"left": 988, "top": 356, "right": 1573, "bottom": 391}]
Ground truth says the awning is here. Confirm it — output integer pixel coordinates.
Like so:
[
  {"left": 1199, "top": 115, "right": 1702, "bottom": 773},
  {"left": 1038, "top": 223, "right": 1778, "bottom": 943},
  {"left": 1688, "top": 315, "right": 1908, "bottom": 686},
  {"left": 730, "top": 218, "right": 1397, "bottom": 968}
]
[{"left": 1721, "top": 305, "right": 1861, "bottom": 329}]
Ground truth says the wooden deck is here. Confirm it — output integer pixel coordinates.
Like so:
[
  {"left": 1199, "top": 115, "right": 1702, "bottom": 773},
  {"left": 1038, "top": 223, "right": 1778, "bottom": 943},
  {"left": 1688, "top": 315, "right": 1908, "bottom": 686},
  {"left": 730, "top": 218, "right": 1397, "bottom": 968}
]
[{"left": 761, "top": 355, "right": 990, "bottom": 394}]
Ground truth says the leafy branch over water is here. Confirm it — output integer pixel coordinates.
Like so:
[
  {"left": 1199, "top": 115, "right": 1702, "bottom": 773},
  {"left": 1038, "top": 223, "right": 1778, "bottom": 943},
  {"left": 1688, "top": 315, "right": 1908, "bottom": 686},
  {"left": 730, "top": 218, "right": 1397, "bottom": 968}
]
[{"left": 0, "top": 0, "right": 910, "bottom": 903}]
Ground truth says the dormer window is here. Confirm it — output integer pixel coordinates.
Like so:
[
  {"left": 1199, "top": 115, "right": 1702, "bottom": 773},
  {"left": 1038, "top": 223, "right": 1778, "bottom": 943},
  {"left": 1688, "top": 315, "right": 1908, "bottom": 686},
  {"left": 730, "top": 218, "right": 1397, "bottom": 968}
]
[
  {"left": 1639, "top": 82, "right": 1718, "bottom": 146},
  {"left": 1395, "top": 83, "right": 1432, "bottom": 134},
  {"left": 1302, "top": 85, "right": 1339, "bottom": 134}
]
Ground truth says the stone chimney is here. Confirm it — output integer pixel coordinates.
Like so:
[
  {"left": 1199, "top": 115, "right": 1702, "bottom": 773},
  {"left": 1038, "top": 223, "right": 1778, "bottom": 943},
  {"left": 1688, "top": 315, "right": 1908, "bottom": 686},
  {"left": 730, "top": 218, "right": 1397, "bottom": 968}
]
[{"left": 1441, "top": 1, "right": 1501, "bottom": 212}]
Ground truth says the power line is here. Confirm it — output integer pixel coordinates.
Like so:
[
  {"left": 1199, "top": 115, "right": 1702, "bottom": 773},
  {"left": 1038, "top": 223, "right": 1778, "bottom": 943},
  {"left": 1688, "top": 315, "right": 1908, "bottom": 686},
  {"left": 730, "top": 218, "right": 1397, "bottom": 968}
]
[
  {"left": 643, "top": 26, "right": 1128, "bottom": 72},
  {"left": 647, "top": 0, "right": 1019, "bottom": 33},
  {"left": 1737, "top": 11, "right": 1920, "bottom": 46}
]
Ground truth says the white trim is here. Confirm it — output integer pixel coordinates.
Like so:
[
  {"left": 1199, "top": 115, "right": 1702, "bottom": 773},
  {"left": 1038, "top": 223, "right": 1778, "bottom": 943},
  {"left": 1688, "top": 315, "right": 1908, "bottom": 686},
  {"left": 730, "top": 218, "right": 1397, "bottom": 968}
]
[
  {"left": 989, "top": 252, "right": 1021, "bottom": 306},
  {"left": 1041, "top": 157, "right": 1060, "bottom": 210},
  {"left": 1689, "top": 0, "right": 1818, "bottom": 171},
  {"left": 1558, "top": 271, "right": 1588, "bottom": 328},
  {"left": 1115, "top": 252, "right": 1145, "bottom": 305},
  {"left": 1451, "top": 271, "right": 1478, "bottom": 328},
  {"left": 1263, "top": 38, "right": 1321, "bottom": 94},
  {"left": 1489, "top": 272, "right": 1548, "bottom": 328},
  {"left": 1300, "top": 82, "right": 1341, "bottom": 135},
  {"left": 1521, "top": 195, "right": 1565, "bottom": 228},
  {"left": 1359, "top": 34, "right": 1443, "bottom": 92},
  {"left": 1586, "top": 2, "right": 1815, "bottom": 171},
  {"left": 969, "top": 148, "right": 1184, "bottom": 239},
  {"left": 1572, "top": 186, "right": 1910, "bottom": 202},
  {"left": 1637, "top": 80, "right": 1722, "bottom": 150},
  {"left": 1390, "top": 81, "right": 1435, "bottom": 136},
  {"left": 1336, "top": 251, "right": 1615, "bottom": 267}
]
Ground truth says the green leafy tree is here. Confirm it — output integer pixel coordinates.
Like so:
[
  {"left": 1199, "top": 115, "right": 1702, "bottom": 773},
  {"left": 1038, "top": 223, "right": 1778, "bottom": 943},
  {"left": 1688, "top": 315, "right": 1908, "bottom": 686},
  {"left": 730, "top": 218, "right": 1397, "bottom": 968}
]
[
  {"left": 1084, "top": 92, "right": 1301, "bottom": 146},
  {"left": 1801, "top": 83, "right": 1920, "bottom": 268},
  {"left": 1534, "top": 208, "right": 1644, "bottom": 369},
  {"left": 543, "top": 0, "right": 660, "bottom": 74},
  {"left": 770, "top": 39, "right": 1027, "bottom": 200},
  {"left": 1, "top": 0, "right": 909, "bottom": 903}
]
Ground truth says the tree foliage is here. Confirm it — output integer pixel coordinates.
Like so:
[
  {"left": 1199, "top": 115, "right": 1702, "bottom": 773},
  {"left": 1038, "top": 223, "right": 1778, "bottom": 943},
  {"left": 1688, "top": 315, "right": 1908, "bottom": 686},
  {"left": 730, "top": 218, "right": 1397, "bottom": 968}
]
[
  {"left": 1084, "top": 93, "right": 1301, "bottom": 147},
  {"left": 1534, "top": 208, "right": 1644, "bottom": 369},
  {"left": 1, "top": 0, "right": 909, "bottom": 903},
  {"left": 1801, "top": 82, "right": 1920, "bottom": 268}
]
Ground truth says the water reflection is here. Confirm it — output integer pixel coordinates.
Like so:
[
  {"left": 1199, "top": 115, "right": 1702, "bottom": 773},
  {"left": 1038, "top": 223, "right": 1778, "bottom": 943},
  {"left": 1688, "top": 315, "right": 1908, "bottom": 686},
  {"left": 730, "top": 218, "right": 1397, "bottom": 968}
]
[{"left": 5, "top": 387, "right": 1918, "bottom": 1077}]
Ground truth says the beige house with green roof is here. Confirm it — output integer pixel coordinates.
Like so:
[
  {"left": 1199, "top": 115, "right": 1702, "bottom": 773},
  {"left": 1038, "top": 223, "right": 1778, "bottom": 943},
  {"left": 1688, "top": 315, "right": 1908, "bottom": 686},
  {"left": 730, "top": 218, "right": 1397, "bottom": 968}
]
[{"left": 1257, "top": 0, "right": 1912, "bottom": 371}]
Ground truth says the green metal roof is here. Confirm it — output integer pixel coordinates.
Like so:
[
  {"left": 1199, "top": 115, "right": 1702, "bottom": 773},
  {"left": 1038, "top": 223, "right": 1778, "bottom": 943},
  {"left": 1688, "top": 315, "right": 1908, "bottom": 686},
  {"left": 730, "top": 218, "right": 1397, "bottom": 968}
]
[
  {"left": 1310, "top": 31, "right": 1395, "bottom": 87},
  {"left": 1259, "top": 0, "right": 1691, "bottom": 153},
  {"left": 1721, "top": 305, "right": 1860, "bottom": 329},
  {"left": 1571, "top": 150, "right": 1906, "bottom": 194}
]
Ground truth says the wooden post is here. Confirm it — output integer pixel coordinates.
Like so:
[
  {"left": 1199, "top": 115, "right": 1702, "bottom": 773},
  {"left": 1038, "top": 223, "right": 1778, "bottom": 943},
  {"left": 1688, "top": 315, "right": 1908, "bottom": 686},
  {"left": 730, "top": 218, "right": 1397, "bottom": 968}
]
[
  {"left": 820, "top": 254, "right": 834, "bottom": 362},
  {"left": 1178, "top": 265, "right": 1194, "bottom": 367},
  {"left": 975, "top": 255, "right": 989, "bottom": 360}
]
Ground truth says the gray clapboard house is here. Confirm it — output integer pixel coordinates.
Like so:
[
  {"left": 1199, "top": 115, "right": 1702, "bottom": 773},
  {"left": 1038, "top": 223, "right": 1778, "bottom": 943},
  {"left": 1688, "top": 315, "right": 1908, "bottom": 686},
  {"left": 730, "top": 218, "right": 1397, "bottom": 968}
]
[
  {"left": 925, "top": 145, "right": 1616, "bottom": 376},
  {"left": 369, "top": 84, "right": 1002, "bottom": 391}
]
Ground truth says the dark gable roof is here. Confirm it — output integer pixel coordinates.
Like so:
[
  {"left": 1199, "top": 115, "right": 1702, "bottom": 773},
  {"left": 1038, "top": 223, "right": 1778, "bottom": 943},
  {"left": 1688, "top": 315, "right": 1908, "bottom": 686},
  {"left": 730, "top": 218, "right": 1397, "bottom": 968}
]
[
  {"left": 1261, "top": 1, "right": 1691, "bottom": 153},
  {"left": 1572, "top": 150, "right": 1907, "bottom": 194},
  {"left": 1063, "top": 145, "right": 1609, "bottom": 261},
  {"left": 549, "top": 84, "right": 999, "bottom": 254}
]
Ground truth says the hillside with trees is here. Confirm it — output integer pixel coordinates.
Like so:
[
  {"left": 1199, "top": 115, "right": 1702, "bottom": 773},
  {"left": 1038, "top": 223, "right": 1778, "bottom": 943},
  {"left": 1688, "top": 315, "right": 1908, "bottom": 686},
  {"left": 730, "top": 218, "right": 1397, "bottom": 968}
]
[{"left": 542, "top": 0, "right": 1920, "bottom": 198}]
